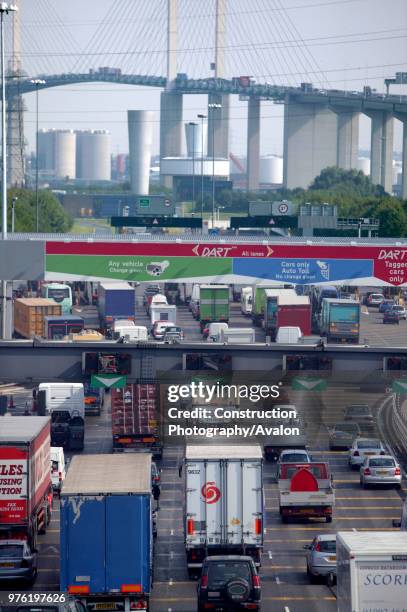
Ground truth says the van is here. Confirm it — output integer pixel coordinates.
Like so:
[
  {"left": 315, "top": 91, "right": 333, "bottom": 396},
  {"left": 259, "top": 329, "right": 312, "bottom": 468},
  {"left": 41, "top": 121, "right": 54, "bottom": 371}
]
[
  {"left": 50, "top": 446, "right": 66, "bottom": 492},
  {"left": 207, "top": 322, "right": 229, "bottom": 342},
  {"left": 275, "top": 326, "right": 302, "bottom": 344},
  {"left": 119, "top": 325, "right": 148, "bottom": 342}
]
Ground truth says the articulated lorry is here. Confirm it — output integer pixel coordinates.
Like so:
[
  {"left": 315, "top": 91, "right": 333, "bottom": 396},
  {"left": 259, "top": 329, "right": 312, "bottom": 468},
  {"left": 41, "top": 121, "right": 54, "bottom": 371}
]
[
  {"left": 319, "top": 298, "right": 360, "bottom": 343},
  {"left": 251, "top": 285, "right": 294, "bottom": 327},
  {"left": 37, "top": 383, "right": 85, "bottom": 451},
  {"left": 111, "top": 383, "right": 162, "bottom": 458},
  {"left": 182, "top": 445, "right": 264, "bottom": 574},
  {"left": 0, "top": 417, "right": 53, "bottom": 549},
  {"left": 14, "top": 298, "right": 61, "bottom": 338},
  {"left": 337, "top": 531, "right": 407, "bottom": 612},
  {"left": 60, "top": 454, "right": 153, "bottom": 611},
  {"left": 98, "top": 282, "right": 135, "bottom": 330},
  {"left": 263, "top": 290, "right": 311, "bottom": 339},
  {"left": 199, "top": 285, "right": 229, "bottom": 331}
]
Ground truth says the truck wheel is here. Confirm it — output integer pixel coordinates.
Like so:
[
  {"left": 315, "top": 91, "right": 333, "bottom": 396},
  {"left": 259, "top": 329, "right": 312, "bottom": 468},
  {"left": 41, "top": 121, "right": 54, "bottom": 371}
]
[{"left": 326, "top": 516, "right": 332, "bottom": 523}]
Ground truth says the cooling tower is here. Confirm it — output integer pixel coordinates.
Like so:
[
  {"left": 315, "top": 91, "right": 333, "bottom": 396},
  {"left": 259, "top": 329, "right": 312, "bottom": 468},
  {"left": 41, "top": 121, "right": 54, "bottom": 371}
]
[{"left": 128, "top": 110, "right": 154, "bottom": 194}]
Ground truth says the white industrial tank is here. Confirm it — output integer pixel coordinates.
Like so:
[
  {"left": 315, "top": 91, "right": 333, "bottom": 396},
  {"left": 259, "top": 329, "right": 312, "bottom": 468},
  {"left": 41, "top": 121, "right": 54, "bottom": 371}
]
[
  {"left": 54, "top": 130, "right": 76, "bottom": 179},
  {"left": 259, "top": 155, "right": 283, "bottom": 184},
  {"left": 76, "top": 130, "right": 111, "bottom": 180},
  {"left": 357, "top": 157, "right": 371, "bottom": 176},
  {"left": 128, "top": 110, "right": 154, "bottom": 195}
]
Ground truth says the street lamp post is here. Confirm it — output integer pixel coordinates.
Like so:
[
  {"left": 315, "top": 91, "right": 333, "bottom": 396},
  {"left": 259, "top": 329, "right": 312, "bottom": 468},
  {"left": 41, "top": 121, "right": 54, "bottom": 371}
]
[
  {"left": 208, "top": 102, "right": 222, "bottom": 229},
  {"left": 197, "top": 114, "right": 206, "bottom": 219},
  {"left": 30, "top": 79, "right": 45, "bottom": 232},
  {"left": 1, "top": 3, "right": 18, "bottom": 340},
  {"left": 188, "top": 122, "right": 197, "bottom": 210},
  {"left": 11, "top": 195, "right": 17, "bottom": 232}
]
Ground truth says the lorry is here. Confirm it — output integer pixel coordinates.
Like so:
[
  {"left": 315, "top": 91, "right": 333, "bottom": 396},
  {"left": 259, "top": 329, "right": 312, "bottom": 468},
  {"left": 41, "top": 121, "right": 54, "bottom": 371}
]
[
  {"left": 336, "top": 531, "right": 407, "bottom": 612},
  {"left": 37, "top": 383, "right": 85, "bottom": 451},
  {"left": 84, "top": 382, "right": 103, "bottom": 416},
  {"left": 278, "top": 462, "right": 334, "bottom": 523},
  {"left": 60, "top": 454, "right": 153, "bottom": 611},
  {"left": 111, "top": 383, "right": 162, "bottom": 458},
  {"left": 182, "top": 445, "right": 264, "bottom": 573},
  {"left": 251, "top": 284, "right": 294, "bottom": 326},
  {"left": 241, "top": 286, "right": 253, "bottom": 315},
  {"left": 219, "top": 327, "right": 256, "bottom": 344},
  {"left": 44, "top": 315, "right": 84, "bottom": 340},
  {"left": 98, "top": 282, "right": 135, "bottom": 330},
  {"left": 263, "top": 290, "right": 311, "bottom": 339},
  {"left": 150, "top": 304, "right": 176, "bottom": 326},
  {"left": 14, "top": 298, "right": 61, "bottom": 338},
  {"left": 199, "top": 285, "right": 229, "bottom": 331},
  {"left": 0, "top": 417, "right": 53, "bottom": 548},
  {"left": 319, "top": 298, "right": 360, "bottom": 343}
]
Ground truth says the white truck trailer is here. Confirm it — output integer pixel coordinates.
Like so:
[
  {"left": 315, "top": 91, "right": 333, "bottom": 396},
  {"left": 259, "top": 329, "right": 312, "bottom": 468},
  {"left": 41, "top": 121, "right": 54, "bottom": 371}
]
[
  {"left": 337, "top": 531, "right": 407, "bottom": 612},
  {"left": 182, "top": 445, "right": 264, "bottom": 574}
]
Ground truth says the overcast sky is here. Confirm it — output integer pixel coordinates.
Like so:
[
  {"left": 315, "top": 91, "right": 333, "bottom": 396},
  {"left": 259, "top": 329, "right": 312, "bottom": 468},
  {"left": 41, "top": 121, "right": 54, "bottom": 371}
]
[{"left": 10, "top": 0, "right": 407, "bottom": 157}]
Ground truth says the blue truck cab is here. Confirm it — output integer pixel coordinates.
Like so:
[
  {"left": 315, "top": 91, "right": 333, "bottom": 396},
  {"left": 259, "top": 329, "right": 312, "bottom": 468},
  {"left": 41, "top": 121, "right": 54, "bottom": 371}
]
[{"left": 60, "top": 454, "right": 153, "bottom": 610}]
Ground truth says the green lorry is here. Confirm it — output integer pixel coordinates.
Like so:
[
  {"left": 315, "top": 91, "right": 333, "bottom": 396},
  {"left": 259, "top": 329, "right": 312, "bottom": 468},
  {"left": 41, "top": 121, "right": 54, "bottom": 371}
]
[{"left": 199, "top": 285, "right": 230, "bottom": 331}]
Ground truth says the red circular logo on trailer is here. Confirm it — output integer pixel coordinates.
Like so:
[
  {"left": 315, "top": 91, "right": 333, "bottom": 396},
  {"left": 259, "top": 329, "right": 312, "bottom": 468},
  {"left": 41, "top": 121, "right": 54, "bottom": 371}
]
[{"left": 201, "top": 482, "right": 221, "bottom": 504}]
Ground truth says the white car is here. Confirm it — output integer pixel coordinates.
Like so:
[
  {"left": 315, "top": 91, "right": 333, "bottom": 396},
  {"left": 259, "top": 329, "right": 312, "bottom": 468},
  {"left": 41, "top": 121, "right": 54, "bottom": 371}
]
[
  {"left": 360, "top": 455, "right": 402, "bottom": 489},
  {"left": 278, "top": 448, "right": 312, "bottom": 465},
  {"left": 349, "top": 438, "right": 386, "bottom": 469}
]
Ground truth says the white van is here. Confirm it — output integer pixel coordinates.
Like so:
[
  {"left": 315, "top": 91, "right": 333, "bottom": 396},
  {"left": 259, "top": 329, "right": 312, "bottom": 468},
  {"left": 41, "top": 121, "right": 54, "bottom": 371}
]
[
  {"left": 275, "top": 326, "right": 302, "bottom": 344},
  {"left": 207, "top": 322, "right": 229, "bottom": 342},
  {"left": 150, "top": 294, "right": 168, "bottom": 308},
  {"left": 241, "top": 287, "right": 253, "bottom": 315},
  {"left": 120, "top": 325, "right": 148, "bottom": 342},
  {"left": 50, "top": 446, "right": 66, "bottom": 492}
]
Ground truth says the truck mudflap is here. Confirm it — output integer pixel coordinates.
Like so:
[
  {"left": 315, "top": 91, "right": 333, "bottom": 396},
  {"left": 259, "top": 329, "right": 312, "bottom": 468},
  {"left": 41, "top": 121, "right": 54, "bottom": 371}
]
[{"left": 78, "top": 595, "right": 149, "bottom": 611}]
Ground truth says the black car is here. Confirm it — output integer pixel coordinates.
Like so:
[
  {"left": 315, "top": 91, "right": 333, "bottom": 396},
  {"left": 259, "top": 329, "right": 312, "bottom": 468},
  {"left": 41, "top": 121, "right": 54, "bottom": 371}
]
[
  {"left": 197, "top": 555, "right": 261, "bottom": 612},
  {"left": 383, "top": 310, "right": 400, "bottom": 324}
]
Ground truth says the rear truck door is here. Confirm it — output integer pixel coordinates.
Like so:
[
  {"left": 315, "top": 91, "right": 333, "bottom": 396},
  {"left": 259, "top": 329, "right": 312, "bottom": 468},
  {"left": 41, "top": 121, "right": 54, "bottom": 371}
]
[
  {"left": 105, "top": 495, "right": 151, "bottom": 594},
  {"left": 204, "top": 460, "right": 223, "bottom": 546},
  {"left": 225, "top": 459, "right": 243, "bottom": 545},
  {"left": 242, "top": 459, "right": 263, "bottom": 546},
  {"left": 60, "top": 496, "right": 105, "bottom": 593},
  {"left": 186, "top": 459, "right": 207, "bottom": 546}
]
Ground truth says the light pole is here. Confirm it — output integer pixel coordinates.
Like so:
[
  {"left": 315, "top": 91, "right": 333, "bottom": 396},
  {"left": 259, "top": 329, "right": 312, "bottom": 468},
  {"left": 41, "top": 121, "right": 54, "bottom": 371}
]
[
  {"left": 197, "top": 113, "right": 206, "bottom": 219},
  {"left": 208, "top": 102, "right": 222, "bottom": 229},
  {"left": 30, "top": 79, "right": 45, "bottom": 232},
  {"left": 188, "top": 122, "right": 197, "bottom": 211},
  {"left": 1, "top": 3, "right": 18, "bottom": 341},
  {"left": 11, "top": 195, "right": 17, "bottom": 232}
]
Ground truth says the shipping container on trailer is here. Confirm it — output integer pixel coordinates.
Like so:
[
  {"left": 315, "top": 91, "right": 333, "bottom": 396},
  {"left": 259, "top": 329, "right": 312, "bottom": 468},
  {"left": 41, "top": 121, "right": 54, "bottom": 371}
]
[
  {"left": 337, "top": 531, "right": 407, "bottom": 612},
  {"left": 14, "top": 298, "right": 61, "bottom": 338},
  {"left": 262, "top": 290, "right": 311, "bottom": 339},
  {"left": 0, "top": 417, "right": 52, "bottom": 547},
  {"left": 199, "top": 285, "right": 230, "bottom": 330},
  {"left": 98, "top": 282, "right": 135, "bottom": 329},
  {"left": 183, "top": 445, "right": 264, "bottom": 573},
  {"left": 111, "top": 384, "right": 162, "bottom": 458},
  {"left": 60, "top": 454, "right": 153, "bottom": 610}
]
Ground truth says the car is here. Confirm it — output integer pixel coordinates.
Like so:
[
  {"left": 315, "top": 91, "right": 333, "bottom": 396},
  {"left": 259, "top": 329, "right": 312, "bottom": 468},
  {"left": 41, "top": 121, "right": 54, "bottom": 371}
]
[
  {"left": 304, "top": 534, "right": 337, "bottom": 584},
  {"left": 379, "top": 299, "right": 395, "bottom": 313},
  {"left": 360, "top": 455, "right": 402, "bottom": 489},
  {"left": 329, "top": 422, "right": 361, "bottom": 450},
  {"left": 0, "top": 540, "right": 38, "bottom": 585},
  {"left": 349, "top": 438, "right": 386, "bottom": 469},
  {"left": 151, "top": 321, "right": 175, "bottom": 340},
  {"left": 366, "top": 293, "right": 385, "bottom": 307},
  {"left": 344, "top": 404, "right": 374, "bottom": 425},
  {"left": 391, "top": 305, "right": 407, "bottom": 320},
  {"left": 197, "top": 555, "right": 261, "bottom": 612},
  {"left": 143, "top": 285, "right": 161, "bottom": 306},
  {"left": 163, "top": 328, "right": 184, "bottom": 343},
  {"left": 383, "top": 309, "right": 400, "bottom": 324},
  {"left": 278, "top": 449, "right": 312, "bottom": 465}
]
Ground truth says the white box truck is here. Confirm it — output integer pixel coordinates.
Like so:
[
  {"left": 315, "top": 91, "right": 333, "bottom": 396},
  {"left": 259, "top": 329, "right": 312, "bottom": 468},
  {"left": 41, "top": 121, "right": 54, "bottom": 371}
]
[
  {"left": 219, "top": 327, "right": 255, "bottom": 344},
  {"left": 182, "top": 445, "right": 264, "bottom": 574},
  {"left": 150, "top": 304, "right": 176, "bottom": 326},
  {"left": 337, "top": 531, "right": 407, "bottom": 612},
  {"left": 37, "top": 383, "right": 85, "bottom": 451}
]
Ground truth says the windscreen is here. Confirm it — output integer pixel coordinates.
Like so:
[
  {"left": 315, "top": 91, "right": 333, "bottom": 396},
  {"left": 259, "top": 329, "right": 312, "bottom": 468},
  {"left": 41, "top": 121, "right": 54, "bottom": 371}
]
[
  {"left": 0, "top": 544, "right": 23, "bottom": 558},
  {"left": 318, "top": 540, "right": 336, "bottom": 552},
  {"left": 207, "top": 562, "right": 251, "bottom": 588},
  {"left": 47, "top": 288, "right": 70, "bottom": 301},
  {"left": 357, "top": 439, "right": 381, "bottom": 449},
  {"left": 334, "top": 423, "right": 359, "bottom": 433},
  {"left": 369, "top": 458, "right": 395, "bottom": 467}
]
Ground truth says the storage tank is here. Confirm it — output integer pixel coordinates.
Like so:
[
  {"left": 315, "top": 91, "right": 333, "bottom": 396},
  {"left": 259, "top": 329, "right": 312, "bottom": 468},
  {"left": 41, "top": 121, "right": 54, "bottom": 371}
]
[
  {"left": 357, "top": 157, "right": 370, "bottom": 175},
  {"left": 54, "top": 130, "right": 76, "bottom": 179},
  {"left": 185, "top": 121, "right": 206, "bottom": 158},
  {"left": 260, "top": 155, "right": 283, "bottom": 184},
  {"left": 128, "top": 110, "right": 154, "bottom": 195},
  {"left": 38, "top": 129, "right": 55, "bottom": 172},
  {"left": 77, "top": 130, "right": 111, "bottom": 180},
  {"left": 393, "top": 161, "right": 402, "bottom": 185}
]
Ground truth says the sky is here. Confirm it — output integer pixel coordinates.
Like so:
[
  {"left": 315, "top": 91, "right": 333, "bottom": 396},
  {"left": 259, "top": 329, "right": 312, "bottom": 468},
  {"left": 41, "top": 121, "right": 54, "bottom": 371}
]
[{"left": 9, "top": 0, "right": 407, "bottom": 158}]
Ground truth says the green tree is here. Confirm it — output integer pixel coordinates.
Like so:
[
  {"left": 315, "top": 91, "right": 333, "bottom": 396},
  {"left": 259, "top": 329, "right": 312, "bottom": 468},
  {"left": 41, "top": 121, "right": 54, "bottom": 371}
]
[
  {"left": 309, "top": 166, "right": 385, "bottom": 197},
  {"left": 6, "top": 188, "right": 73, "bottom": 233},
  {"left": 370, "top": 199, "right": 407, "bottom": 237}
]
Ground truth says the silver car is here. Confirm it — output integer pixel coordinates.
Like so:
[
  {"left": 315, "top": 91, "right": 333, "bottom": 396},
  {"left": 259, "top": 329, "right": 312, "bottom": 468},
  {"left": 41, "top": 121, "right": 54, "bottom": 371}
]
[
  {"left": 329, "top": 422, "right": 361, "bottom": 450},
  {"left": 349, "top": 438, "right": 386, "bottom": 469},
  {"left": 304, "top": 534, "right": 337, "bottom": 584},
  {"left": 360, "top": 455, "right": 402, "bottom": 489},
  {"left": 0, "top": 539, "right": 38, "bottom": 584}
]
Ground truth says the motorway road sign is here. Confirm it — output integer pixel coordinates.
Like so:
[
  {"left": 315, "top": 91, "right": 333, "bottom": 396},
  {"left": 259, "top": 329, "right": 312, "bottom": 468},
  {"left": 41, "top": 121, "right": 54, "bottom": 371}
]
[
  {"left": 392, "top": 380, "right": 407, "bottom": 394},
  {"left": 291, "top": 377, "right": 327, "bottom": 391},
  {"left": 91, "top": 374, "right": 127, "bottom": 388},
  {"left": 111, "top": 216, "right": 202, "bottom": 228}
]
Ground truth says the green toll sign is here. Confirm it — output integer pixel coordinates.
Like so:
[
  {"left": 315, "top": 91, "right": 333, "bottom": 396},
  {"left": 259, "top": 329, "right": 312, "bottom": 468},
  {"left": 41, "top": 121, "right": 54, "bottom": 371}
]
[
  {"left": 291, "top": 377, "right": 327, "bottom": 391},
  {"left": 91, "top": 374, "right": 127, "bottom": 389}
]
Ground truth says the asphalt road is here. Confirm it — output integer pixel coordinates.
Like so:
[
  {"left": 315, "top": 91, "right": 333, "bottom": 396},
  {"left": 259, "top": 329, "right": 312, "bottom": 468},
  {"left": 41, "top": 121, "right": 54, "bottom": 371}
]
[{"left": 6, "top": 383, "right": 404, "bottom": 612}]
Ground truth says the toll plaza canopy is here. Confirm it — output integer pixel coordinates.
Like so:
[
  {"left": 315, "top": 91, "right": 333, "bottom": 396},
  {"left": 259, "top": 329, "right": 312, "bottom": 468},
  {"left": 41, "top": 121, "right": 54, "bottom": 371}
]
[{"left": 1, "top": 235, "right": 407, "bottom": 286}]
